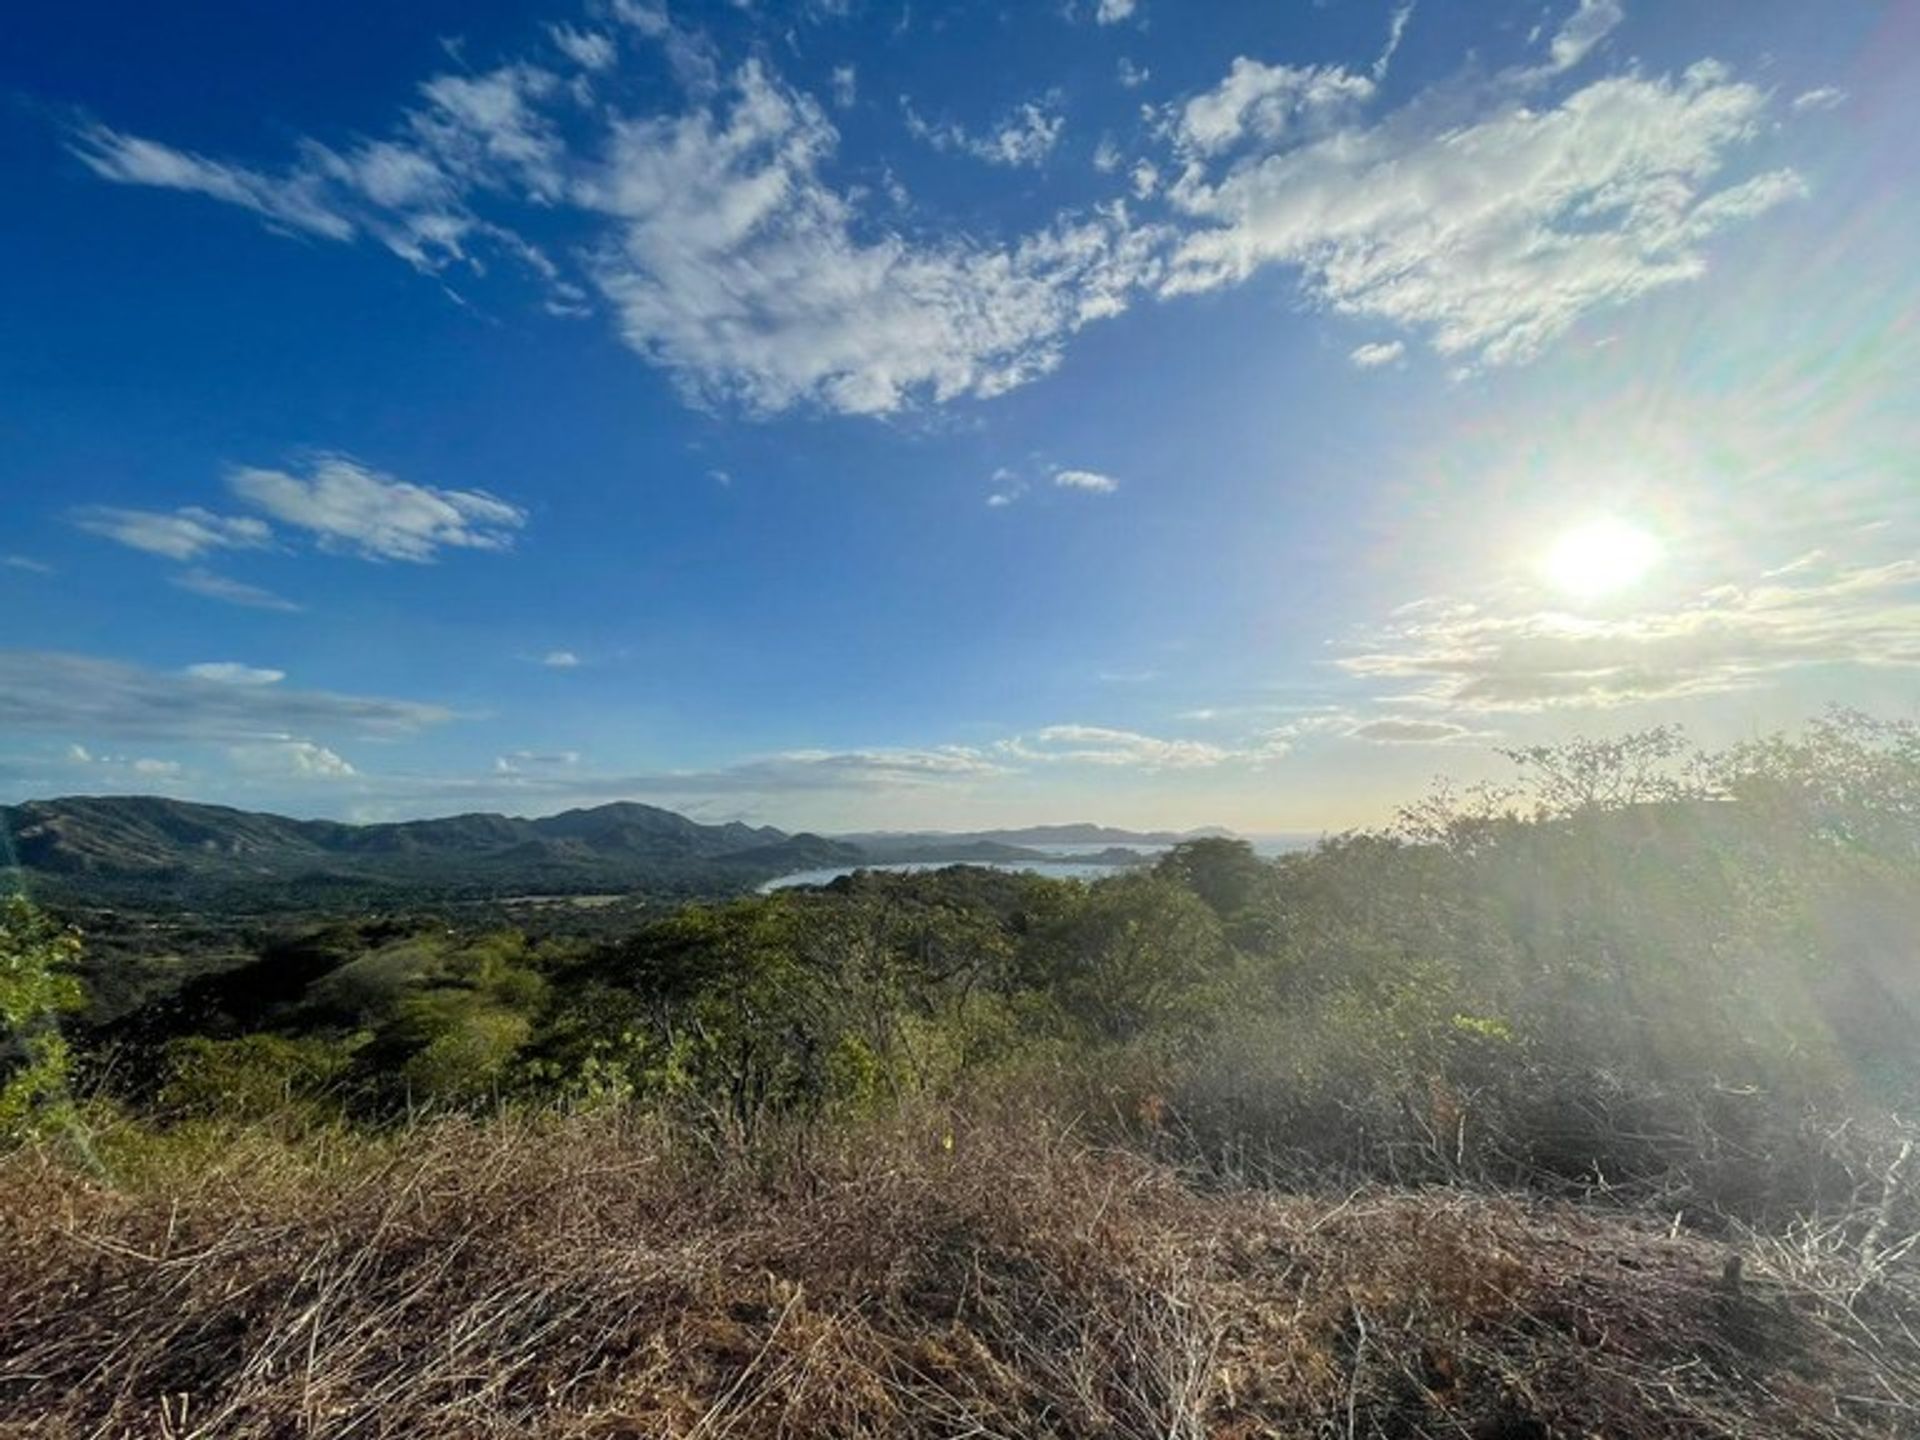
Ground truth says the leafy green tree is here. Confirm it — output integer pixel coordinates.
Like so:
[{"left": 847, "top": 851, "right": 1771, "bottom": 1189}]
[
  {"left": 0, "top": 898, "right": 85, "bottom": 1143},
  {"left": 1027, "top": 874, "right": 1231, "bottom": 1042},
  {"left": 351, "top": 931, "right": 549, "bottom": 1107},
  {"left": 1154, "top": 837, "right": 1268, "bottom": 919}
]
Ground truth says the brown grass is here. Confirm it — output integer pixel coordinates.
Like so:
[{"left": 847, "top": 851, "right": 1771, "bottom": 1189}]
[{"left": 3, "top": 1104, "right": 1917, "bottom": 1438}]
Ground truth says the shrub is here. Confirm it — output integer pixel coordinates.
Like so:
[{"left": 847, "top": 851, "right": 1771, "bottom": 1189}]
[{"left": 0, "top": 897, "right": 84, "bottom": 1145}]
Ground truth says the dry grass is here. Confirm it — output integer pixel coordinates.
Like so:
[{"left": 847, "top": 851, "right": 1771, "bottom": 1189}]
[{"left": 2, "top": 1104, "right": 1917, "bottom": 1438}]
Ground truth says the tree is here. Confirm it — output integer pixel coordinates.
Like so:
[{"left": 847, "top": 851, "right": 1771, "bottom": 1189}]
[
  {"left": 0, "top": 897, "right": 85, "bottom": 1143},
  {"left": 1154, "top": 837, "right": 1268, "bottom": 920},
  {"left": 1028, "top": 874, "right": 1231, "bottom": 1042},
  {"left": 1499, "top": 726, "right": 1701, "bottom": 819}
]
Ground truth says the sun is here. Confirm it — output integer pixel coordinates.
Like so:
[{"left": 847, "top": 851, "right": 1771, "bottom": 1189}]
[{"left": 1540, "top": 517, "right": 1660, "bottom": 599}]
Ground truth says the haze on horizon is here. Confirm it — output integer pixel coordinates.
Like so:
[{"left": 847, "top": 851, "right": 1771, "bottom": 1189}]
[{"left": 2, "top": 0, "right": 1914, "bottom": 836}]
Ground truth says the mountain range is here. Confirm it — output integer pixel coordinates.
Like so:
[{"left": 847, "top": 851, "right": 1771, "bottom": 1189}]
[{"left": 0, "top": 796, "right": 1207, "bottom": 909}]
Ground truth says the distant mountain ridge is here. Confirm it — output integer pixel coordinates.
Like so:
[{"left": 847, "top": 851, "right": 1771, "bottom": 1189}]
[
  {"left": 0, "top": 795, "right": 860, "bottom": 906},
  {"left": 839, "top": 823, "right": 1231, "bottom": 861},
  {"left": 0, "top": 797, "right": 1237, "bottom": 910}
]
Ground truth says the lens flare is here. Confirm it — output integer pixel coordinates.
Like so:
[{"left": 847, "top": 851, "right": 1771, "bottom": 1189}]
[{"left": 1541, "top": 518, "right": 1660, "bottom": 599}]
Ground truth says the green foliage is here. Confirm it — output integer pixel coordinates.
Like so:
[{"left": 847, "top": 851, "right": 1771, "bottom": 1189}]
[
  {"left": 34, "top": 711, "right": 1920, "bottom": 1227},
  {"left": 0, "top": 897, "right": 86, "bottom": 1144},
  {"left": 1026, "top": 873, "right": 1231, "bottom": 1042},
  {"left": 160, "top": 1033, "right": 354, "bottom": 1122},
  {"left": 1154, "top": 837, "right": 1267, "bottom": 918},
  {"left": 354, "top": 932, "right": 549, "bottom": 1105}
]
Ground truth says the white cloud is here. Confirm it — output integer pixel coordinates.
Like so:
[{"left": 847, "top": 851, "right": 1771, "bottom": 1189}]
[
  {"left": 1054, "top": 468, "right": 1119, "bottom": 494},
  {"left": 3, "top": 555, "right": 54, "bottom": 575},
  {"left": 985, "top": 465, "right": 1027, "bottom": 507},
  {"left": 1172, "top": 58, "right": 1375, "bottom": 157},
  {"left": 1092, "top": 136, "right": 1123, "bottom": 173},
  {"left": 171, "top": 569, "right": 303, "bottom": 611},
  {"left": 1117, "top": 58, "right": 1150, "bottom": 90},
  {"left": 357, "top": 744, "right": 1011, "bottom": 814},
  {"left": 227, "top": 454, "right": 526, "bottom": 562},
  {"left": 411, "top": 65, "right": 567, "bottom": 202},
  {"left": 1346, "top": 717, "right": 1474, "bottom": 744},
  {"left": 589, "top": 63, "right": 1161, "bottom": 414},
  {"left": 1003, "top": 724, "right": 1229, "bottom": 770},
  {"left": 73, "top": 7, "right": 1803, "bottom": 415},
  {"left": 1095, "top": 0, "right": 1137, "bottom": 24},
  {"left": 1130, "top": 160, "right": 1160, "bottom": 199},
  {"left": 1337, "top": 553, "right": 1920, "bottom": 714},
  {"left": 57, "top": 742, "right": 181, "bottom": 777},
  {"left": 906, "top": 96, "right": 1064, "bottom": 168},
  {"left": 72, "top": 126, "right": 356, "bottom": 241},
  {"left": 541, "top": 650, "right": 581, "bottom": 669},
  {"left": 495, "top": 749, "right": 581, "bottom": 773},
  {"left": 1350, "top": 340, "right": 1405, "bottom": 368},
  {"left": 550, "top": 24, "right": 617, "bottom": 72},
  {"left": 1164, "top": 62, "right": 1805, "bottom": 368},
  {"left": 186, "top": 662, "right": 287, "bottom": 686},
  {"left": 1792, "top": 86, "right": 1847, "bottom": 113},
  {"left": 0, "top": 650, "right": 450, "bottom": 741},
  {"left": 72, "top": 504, "right": 272, "bottom": 561},
  {"left": 1374, "top": 3, "right": 1415, "bottom": 82},
  {"left": 830, "top": 64, "right": 857, "bottom": 109},
  {"left": 1547, "top": 0, "right": 1624, "bottom": 73},
  {"left": 231, "top": 740, "right": 357, "bottom": 779}
]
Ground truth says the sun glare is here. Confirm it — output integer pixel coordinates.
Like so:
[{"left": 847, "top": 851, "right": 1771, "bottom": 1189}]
[{"left": 1541, "top": 517, "right": 1660, "bottom": 600}]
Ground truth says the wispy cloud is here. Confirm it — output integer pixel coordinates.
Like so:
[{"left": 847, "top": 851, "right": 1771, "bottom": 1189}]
[
  {"left": 1095, "top": 0, "right": 1137, "bottom": 25},
  {"left": 1346, "top": 717, "right": 1476, "bottom": 744},
  {"left": 1546, "top": 0, "right": 1624, "bottom": 73},
  {"left": 540, "top": 650, "right": 581, "bottom": 669},
  {"left": 1163, "top": 58, "right": 1804, "bottom": 368},
  {"left": 1337, "top": 553, "right": 1920, "bottom": 714},
  {"left": 228, "top": 454, "right": 525, "bottom": 562},
  {"left": 588, "top": 63, "right": 1154, "bottom": 414},
  {"left": 549, "top": 24, "right": 616, "bottom": 72},
  {"left": 905, "top": 96, "right": 1065, "bottom": 168},
  {"left": 495, "top": 749, "right": 581, "bottom": 773},
  {"left": 0, "top": 651, "right": 450, "bottom": 741},
  {"left": 72, "top": 505, "right": 272, "bottom": 561},
  {"left": 1792, "top": 86, "right": 1847, "bottom": 113},
  {"left": 3, "top": 555, "right": 55, "bottom": 575},
  {"left": 71, "top": 126, "right": 357, "bottom": 241},
  {"left": 57, "top": 744, "right": 185, "bottom": 786},
  {"left": 72, "top": 2, "right": 1801, "bottom": 412},
  {"left": 229, "top": 739, "right": 358, "bottom": 779},
  {"left": 1349, "top": 340, "right": 1405, "bottom": 369},
  {"left": 171, "top": 568, "right": 303, "bottom": 611},
  {"left": 1054, "top": 468, "right": 1119, "bottom": 494},
  {"left": 186, "top": 662, "right": 287, "bottom": 686},
  {"left": 1002, "top": 724, "right": 1230, "bottom": 770},
  {"left": 1373, "top": 3, "right": 1415, "bottom": 82},
  {"left": 1171, "top": 58, "right": 1376, "bottom": 157}
]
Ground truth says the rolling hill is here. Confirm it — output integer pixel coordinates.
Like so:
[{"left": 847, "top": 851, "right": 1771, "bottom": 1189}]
[{"left": 0, "top": 795, "right": 863, "bottom": 907}]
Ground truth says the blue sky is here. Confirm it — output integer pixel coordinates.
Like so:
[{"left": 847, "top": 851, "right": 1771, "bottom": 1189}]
[{"left": 1, "top": 0, "right": 1914, "bottom": 831}]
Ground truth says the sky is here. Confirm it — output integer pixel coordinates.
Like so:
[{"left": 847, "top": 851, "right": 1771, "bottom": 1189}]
[{"left": 1, "top": 0, "right": 1915, "bottom": 834}]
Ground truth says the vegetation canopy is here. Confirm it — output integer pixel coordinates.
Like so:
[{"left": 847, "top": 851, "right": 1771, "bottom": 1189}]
[{"left": 2, "top": 714, "right": 1917, "bottom": 1436}]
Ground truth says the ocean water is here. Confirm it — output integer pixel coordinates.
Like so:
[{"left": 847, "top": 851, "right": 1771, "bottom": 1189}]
[{"left": 758, "top": 859, "right": 1129, "bottom": 892}]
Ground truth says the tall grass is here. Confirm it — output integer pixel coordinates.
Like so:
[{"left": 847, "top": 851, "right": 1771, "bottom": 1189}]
[{"left": 3, "top": 1094, "right": 1917, "bottom": 1438}]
